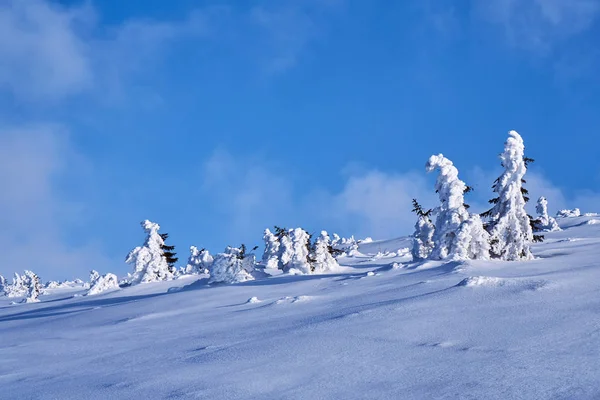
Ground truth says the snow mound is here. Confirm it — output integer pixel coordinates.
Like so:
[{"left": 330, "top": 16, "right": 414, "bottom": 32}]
[
  {"left": 275, "top": 296, "right": 313, "bottom": 304},
  {"left": 247, "top": 297, "right": 262, "bottom": 304},
  {"left": 457, "top": 276, "right": 548, "bottom": 291},
  {"left": 586, "top": 219, "right": 600, "bottom": 225},
  {"left": 557, "top": 208, "right": 581, "bottom": 218}
]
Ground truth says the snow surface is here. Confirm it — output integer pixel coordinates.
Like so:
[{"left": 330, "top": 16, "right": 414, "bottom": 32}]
[{"left": 1, "top": 217, "right": 600, "bottom": 399}]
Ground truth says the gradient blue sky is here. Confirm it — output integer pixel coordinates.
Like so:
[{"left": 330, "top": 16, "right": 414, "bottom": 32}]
[{"left": 2, "top": 0, "right": 600, "bottom": 280}]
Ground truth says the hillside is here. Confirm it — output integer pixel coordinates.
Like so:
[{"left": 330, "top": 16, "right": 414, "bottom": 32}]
[{"left": 1, "top": 216, "right": 600, "bottom": 399}]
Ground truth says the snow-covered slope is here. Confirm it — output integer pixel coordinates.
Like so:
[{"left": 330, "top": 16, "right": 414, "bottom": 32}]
[{"left": 2, "top": 217, "right": 600, "bottom": 399}]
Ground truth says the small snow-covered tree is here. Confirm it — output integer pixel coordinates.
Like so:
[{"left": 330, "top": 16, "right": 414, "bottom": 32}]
[
  {"left": 126, "top": 220, "right": 174, "bottom": 284},
  {"left": 209, "top": 246, "right": 254, "bottom": 284},
  {"left": 87, "top": 273, "right": 119, "bottom": 296},
  {"left": 426, "top": 154, "right": 470, "bottom": 260},
  {"left": 481, "top": 131, "right": 533, "bottom": 260},
  {"left": 185, "top": 246, "right": 213, "bottom": 274},
  {"left": 23, "top": 270, "right": 42, "bottom": 303},
  {"left": 284, "top": 228, "right": 312, "bottom": 274},
  {"left": 262, "top": 228, "right": 280, "bottom": 269},
  {"left": 89, "top": 270, "right": 100, "bottom": 287},
  {"left": 452, "top": 214, "right": 490, "bottom": 261},
  {"left": 312, "top": 231, "right": 340, "bottom": 273},
  {"left": 534, "top": 197, "right": 560, "bottom": 232},
  {"left": 411, "top": 199, "right": 435, "bottom": 261},
  {"left": 278, "top": 230, "right": 294, "bottom": 271},
  {"left": 557, "top": 208, "right": 581, "bottom": 218},
  {"left": 6, "top": 273, "right": 27, "bottom": 298},
  {"left": 0, "top": 275, "right": 6, "bottom": 296}
]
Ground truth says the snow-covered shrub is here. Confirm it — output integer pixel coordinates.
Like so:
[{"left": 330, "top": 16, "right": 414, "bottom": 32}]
[
  {"left": 534, "top": 197, "right": 560, "bottom": 232},
  {"left": 425, "top": 154, "right": 470, "bottom": 260},
  {"left": 126, "top": 220, "right": 174, "bottom": 284},
  {"left": 23, "top": 270, "right": 42, "bottom": 303},
  {"left": 262, "top": 228, "right": 280, "bottom": 269},
  {"left": 312, "top": 231, "right": 340, "bottom": 273},
  {"left": 481, "top": 131, "right": 533, "bottom": 260},
  {"left": 556, "top": 208, "right": 581, "bottom": 218},
  {"left": 87, "top": 273, "right": 119, "bottom": 296},
  {"left": 185, "top": 246, "right": 213, "bottom": 275},
  {"left": 279, "top": 232, "right": 295, "bottom": 270},
  {"left": 452, "top": 214, "right": 491, "bottom": 261},
  {"left": 209, "top": 246, "right": 255, "bottom": 284},
  {"left": 412, "top": 217, "right": 435, "bottom": 261}
]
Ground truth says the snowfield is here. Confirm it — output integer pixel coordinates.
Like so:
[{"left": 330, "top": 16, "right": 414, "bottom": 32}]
[{"left": 2, "top": 217, "right": 600, "bottom": 399}]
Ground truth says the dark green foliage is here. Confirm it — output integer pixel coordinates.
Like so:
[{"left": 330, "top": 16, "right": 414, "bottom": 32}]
[
  {"left": 274, "top": 226, "right": 288, "bottom": 239},
  {"left": 411, "top": 199, "right": 432, "bottom": 219},
  {"left": 160, "top": 233, "right": 178, "bottom": 273}
]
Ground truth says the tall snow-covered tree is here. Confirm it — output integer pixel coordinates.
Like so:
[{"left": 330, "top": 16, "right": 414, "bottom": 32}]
[
  {"left": 159, "top": 233, "right": 178, "bottom": 274},
  {"left": 425, "top": 154, "right": 470, "bottom": 260},
  {"left": 209, "top": 246, "right": 255, "bottom": 284},
  {"left": 126, "top": 220, "right": 174, "bottom": 284},
  {"left": 186, "top": 246, "right": 213, "bottom": 274},
  {"left": 312, "top": 231, "right": 340, "bottom": 273},
  {"left": 534, "top": 196, "right": 561, "bottom": 232},
  {"left": 262, "top": 228, "right": 280, "bottom": 269},
  {"left": 23, "top": 270, "right": 42, "bottom": 303},
  {"left": 411, "top": 199, "right": 435, "bottom": 261},
  {"left": 480, "top": 131, "right": 534, "bottom": 260}
]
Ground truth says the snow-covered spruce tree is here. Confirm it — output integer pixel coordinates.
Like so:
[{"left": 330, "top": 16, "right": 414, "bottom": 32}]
[
  {"left": 534, "top": 196, "right": 560, "bottom": 232},
  {"left": 480, "top": 131, "right": 534, "bottom": 260},
  {"left": 186, "top": 246, "right": 213, "bottom": 274},
  {"left": 126, "top": 220, "right": 174, "bottom": 284},
  {"left": 274, "top": 226, "right": 295, "bottom": 271},
  {"left": 159, "top": 233, "right": 178, "bottom": 274},
  {"left": 284, "top": 228, "right": 312, "bottom": 274},
  {"left": 23, "top": 270, "right": 42, "bottom": 303},
  {"left": 209, "top": 246, "right": 255, "bottom": 284},
  {"left": 312, "top": 231, "right": 340, "bottom": 273},
  {"left": 411, "top": 199, "right": 435, "bottom": 261},
  {"left": 87, "top": 273, "right": 119, "bottom": 296},
  {"left": 425, "top": 154, "right": 470, "bottom": 259},
  {"left": 262, "top": 228, "right": 280, "bottom": 269}
]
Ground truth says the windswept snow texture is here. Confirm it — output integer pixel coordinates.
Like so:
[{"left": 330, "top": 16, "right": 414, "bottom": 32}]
[{"left": 2, "top": 218, "right": 600, "bottom": 399}]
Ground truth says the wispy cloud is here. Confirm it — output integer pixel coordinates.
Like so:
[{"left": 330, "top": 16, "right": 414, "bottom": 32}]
[
  {"left": 0, "top": 0, "right": 211, "bottom": 102},
  {"left": 474, "top": 0, "right": 600, "bottom": 53}
]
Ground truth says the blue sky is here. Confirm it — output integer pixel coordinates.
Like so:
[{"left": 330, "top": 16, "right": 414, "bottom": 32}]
[{"left": 2, "top": 0, "right": 600, "bottom": 280}]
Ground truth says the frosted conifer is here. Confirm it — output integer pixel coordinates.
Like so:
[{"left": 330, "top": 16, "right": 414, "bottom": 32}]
[{"left": 126, "top": 220, "right": 174, "bottom": 284}]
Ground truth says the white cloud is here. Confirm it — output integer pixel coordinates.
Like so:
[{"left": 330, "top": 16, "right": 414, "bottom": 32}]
[
  {"left": 0, "top": 0, "right": 211, "bottom": 102},
  {"left": 0, "top": 0, "right": 93, "bottom": 100},
  {"left": 474, "top": 0, "right": 600, "bottom": 52},
  {"left": 0, "top": 125, "right": 115, "bottom": 280},
  {"left": 200, "top": 150, "right": 436, "bottom": 242}
]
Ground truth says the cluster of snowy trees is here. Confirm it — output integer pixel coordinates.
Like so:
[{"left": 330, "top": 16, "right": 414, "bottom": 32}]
[
  {"left": 0, "top": 271, "right": 42, "bottom": 303},
  {"left": 412, "top": 130, "right": 561, "bottom": 263},
  {"left": 3, "top": 129, "right": 584, "bottom": 304}
]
